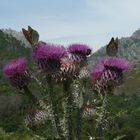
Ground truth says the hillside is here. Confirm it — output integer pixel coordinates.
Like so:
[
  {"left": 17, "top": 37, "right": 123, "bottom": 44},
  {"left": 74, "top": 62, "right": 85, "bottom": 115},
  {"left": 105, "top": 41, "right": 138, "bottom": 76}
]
[
  {"left": 0, "top": 29, "right": 31, "bottom": 80},
  {"left": 1, "top": 28, "right": 31, "bottom": 48},
  {"left": 88, "top": 29, "right": 140, "bottom": 67},
  {"left": 0, "top": 29, "right": 32, "bottom": 115}
]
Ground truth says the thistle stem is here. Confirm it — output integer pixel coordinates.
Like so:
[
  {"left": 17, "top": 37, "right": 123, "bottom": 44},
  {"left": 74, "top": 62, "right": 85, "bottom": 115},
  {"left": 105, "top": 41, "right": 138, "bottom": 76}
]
[
  {"left": 96, "top": 93, "right": 109, "bottom": 138},
  {"left": 76, "top": 107, "right": 83, "bottom": 140},
  {"left": 63, "top": 80, "right": 73, "bottom": 140},
  {"left": 24, "top": 84, "right": 59, "bottom": 138},
  {"left": 46, "top": 75, "right": 64, "bottom": 140},
  {"left": 23, "top": 86, "right": 37, "bottom": 104},
  {"left": 76, "top": 79, "right": 88, "bottom": 140}
]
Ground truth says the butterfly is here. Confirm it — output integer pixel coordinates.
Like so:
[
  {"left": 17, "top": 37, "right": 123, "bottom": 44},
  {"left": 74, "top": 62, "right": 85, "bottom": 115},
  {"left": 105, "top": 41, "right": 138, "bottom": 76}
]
[
  {"left": 22, "top": 27, "right": 32, "bottom": 45},
  {"left": 106, "top": 37, "right": 119, "bottom": 57},
  {"left": 22, "top": 26, "right": 39, "bottom": 47}
]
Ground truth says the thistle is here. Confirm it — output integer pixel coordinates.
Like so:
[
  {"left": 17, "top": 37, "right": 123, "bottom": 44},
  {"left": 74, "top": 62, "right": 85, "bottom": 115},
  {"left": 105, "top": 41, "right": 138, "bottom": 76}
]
[
  {"left": 33, "top": 42, "right": 67, "bottom": 74},
  {"left": 68, "top": 44, "right": 91, "bottom": 65},
  {"left": 91, "top": 56, "right": 131, "bottom": 138},
  {"left": 25, "top": 109, "right": 48, "bottom": 126},
  {"left": 67, "top": 44, "right": 91, "bottom": 140},
  {"left": 91, "top": 57, "right": 131, "bottom": 93},
  {"left": 33, "top": 42, "right": 67, "bottom": 139},
  {"left": 3, "top": 58, "right": 31, "bottom": 89},
  {"left": 82, "top": 102, "right": 94, "bottom": 119}
]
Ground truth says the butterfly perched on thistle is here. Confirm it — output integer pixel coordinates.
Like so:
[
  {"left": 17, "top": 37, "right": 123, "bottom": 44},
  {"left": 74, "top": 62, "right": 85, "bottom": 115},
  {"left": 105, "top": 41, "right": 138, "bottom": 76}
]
[
  {"left": 106, "top": 37, "right": 119, "bottom": 57},
  {"left": 22, "top": 26, "right": 39, "bottom": 47}
]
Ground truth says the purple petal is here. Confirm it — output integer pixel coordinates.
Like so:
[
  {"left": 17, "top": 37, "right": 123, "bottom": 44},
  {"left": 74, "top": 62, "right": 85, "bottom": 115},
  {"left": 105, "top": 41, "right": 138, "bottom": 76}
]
[
  {"left": 104, "top": 57, "right": 131, "bottom": 71},
  {"left": 68, "top": 44, "right": 91, "bottom": 55},
  {"left": 91, "top": 58, "right": 107, "bottom": 80},
  {"left": 3, "top": 58, "right": 27, "bottom": 77},
  {"left": 33, "top": 42, "right": 67, "bottom": 60},
  {"left": 90, "top": 57, "right": 131, "bottom": 80}
]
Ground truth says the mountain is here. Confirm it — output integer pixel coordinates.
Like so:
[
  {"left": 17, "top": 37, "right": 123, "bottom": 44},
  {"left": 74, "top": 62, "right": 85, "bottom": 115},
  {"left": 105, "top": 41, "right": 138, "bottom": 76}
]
[
  {"left": 131, "top": 28, "right": 140, "bottom": 39},
  {"left": 1, "top": 28, "right": 31, "bottom": 48},
  {"left": 88, "top": 29, "right": 140, "bottom": 67},
  {"left": 0, "top": 29, "right": 31, "bottom": 71}
]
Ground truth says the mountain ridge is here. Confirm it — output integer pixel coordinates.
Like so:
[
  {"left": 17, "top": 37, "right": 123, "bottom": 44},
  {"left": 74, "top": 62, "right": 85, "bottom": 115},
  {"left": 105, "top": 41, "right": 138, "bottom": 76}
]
[
  {"left": 88, "top": 28, "right": 140, "bottom": 67},
  {"left": 1, "top": 27, "right": 140, "bottom": 67},
  {"left": 1, "top": 28, "right": 31, "bottom": 48}
]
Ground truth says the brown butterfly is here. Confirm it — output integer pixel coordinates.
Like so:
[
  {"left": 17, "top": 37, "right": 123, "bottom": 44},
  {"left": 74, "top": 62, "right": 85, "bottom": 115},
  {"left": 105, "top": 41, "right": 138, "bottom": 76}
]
[
  {"left": 22, "top": 26, "right": 39, "bottom": 47},
  {"left": 106, "top": 37, "right": 119, "bottom": 57},
  {"left": 22, "top": 28, "right": 33, "bottom": 45}
]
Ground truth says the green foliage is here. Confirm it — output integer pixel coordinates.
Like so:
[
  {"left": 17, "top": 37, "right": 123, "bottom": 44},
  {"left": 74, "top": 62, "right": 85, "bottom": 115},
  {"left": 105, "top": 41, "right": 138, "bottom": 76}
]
[
  {"left": 0, "top": 127, "right": 47, "bottom": 140},
  {"left": 116, "top": 65, "right": 140, "bottom": 96},
  {"left": 0, "top": 112, "right": 22, "bottom": 132},
  {"left": 1, "top": 28, "right": 140, "bottom": 139},
  {"left": 135, "top": 131, "right": 140, "bottom": 140}
]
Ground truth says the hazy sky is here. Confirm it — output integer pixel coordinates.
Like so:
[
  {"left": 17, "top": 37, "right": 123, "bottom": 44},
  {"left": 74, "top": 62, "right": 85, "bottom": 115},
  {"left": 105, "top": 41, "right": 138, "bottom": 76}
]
[{"left": 0, "top": 0, "right": 140, "bottom": 51}]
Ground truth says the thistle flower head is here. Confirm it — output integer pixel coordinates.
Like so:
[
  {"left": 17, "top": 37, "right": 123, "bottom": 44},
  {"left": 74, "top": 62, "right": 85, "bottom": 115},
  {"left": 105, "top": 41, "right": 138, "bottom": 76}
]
[
  {"left": 91, "top": 57, "right": 131, "bottom": 80},
  {"left": 53, "top": 57, "right": 80, "bottom": 81},
  {"left": 104, "top": 57, "right": 131, "bottom": 71},
  {"left": 32, "top": 42, "right": 67, "bottom": 72},
  {"left": 33, "top": 42, "right": 67, "bottom": 60},
  {"left": 68, "top": 44, "right": 91, "bottom": 55},
  {"left": 68, "top": 44, "right": 91, "bottom": 65},
  {"left": 91, "top": 57, "right": 131, "bottom": 93},
  {"left": 83, "top": 102, "right": 94, "bottom": 119},
  {"left": 25, "top": 109, "right": 47, "bottom": 125},
  {"left": 3, "top": 58, "right": 30, "bottom": 89},
  {"left": 91, "top": 58, "right": 106, "bottom": 80},
  {"left": 3, "top": 58, "right": 27, "bottom": 77}
]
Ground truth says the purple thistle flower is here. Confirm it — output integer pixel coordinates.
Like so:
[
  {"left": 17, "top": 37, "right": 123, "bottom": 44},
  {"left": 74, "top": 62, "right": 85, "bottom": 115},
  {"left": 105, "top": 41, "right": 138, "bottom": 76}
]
[
  {"left": 32, "top": 42, "right": 67, "bottom": 72},
  {"left": 33, "top": 42, "right": 67, "bottom": 60},
  {"left": 3, "top": 58, "right": 31, "bottom": 89},
  {"left": 91, "top": 57, "right": 131, "bottom": 80},
  {"left": 68, "top": 44, "right": 91, "bottom": 55},
  {"left": 3, "top": 58, "right": 27, "bottom": 77},
  {"left": 91, "top": 58, "right": 107, "bottom": 80},
  {"left": 104, "top": 57, "right": 131, "bottom": 71},
  {"left": 68, "top": 44, "right": 91, "bottom": 64},
  {"left": 91, "top": 57, "right": 131, "bottom": 93}
]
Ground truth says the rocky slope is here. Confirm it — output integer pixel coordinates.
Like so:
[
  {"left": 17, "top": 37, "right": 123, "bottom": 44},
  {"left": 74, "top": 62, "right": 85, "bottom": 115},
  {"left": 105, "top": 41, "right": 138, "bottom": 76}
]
[
  {"left": 1, "top": 28, "right": 31, "bottom": 48},
  {"left": 89, "top": 29, "right": 140, "bottom": 67}
]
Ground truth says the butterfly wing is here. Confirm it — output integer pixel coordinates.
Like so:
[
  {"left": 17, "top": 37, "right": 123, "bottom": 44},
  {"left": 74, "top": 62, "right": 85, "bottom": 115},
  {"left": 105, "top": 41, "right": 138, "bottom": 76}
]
[
  {"left": 106, "top": 37, "right": 119, "bottom": 57},
  {"left": 28, "top": 26, "right": 39, "bottom": 46},
  {"left": 22, "top": 26, "right": 39, "bottom": 47},
  {"left": 22, "top": 28, "right": 33, "bottom": 45}
]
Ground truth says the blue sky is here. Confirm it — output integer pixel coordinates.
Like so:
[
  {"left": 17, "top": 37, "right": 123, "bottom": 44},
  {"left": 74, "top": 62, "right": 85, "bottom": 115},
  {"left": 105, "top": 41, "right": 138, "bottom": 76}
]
[{"left": 0, "top": 0, "right": 140, "bottom": 51}]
